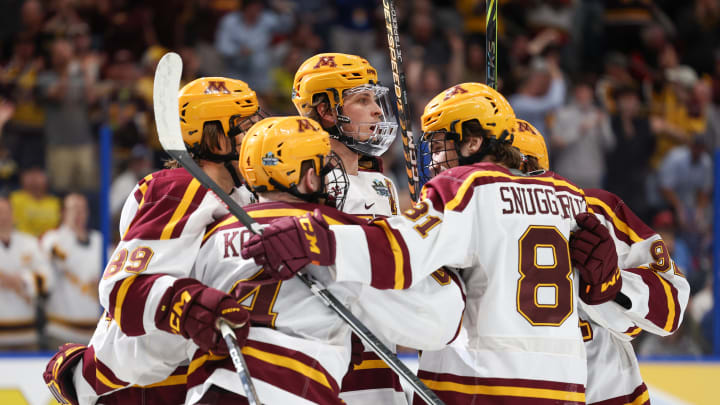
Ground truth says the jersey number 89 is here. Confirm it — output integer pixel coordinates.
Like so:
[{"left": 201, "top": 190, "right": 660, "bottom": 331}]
[{"left": 516, "top": 226, "right": 573, "bottom": 326}]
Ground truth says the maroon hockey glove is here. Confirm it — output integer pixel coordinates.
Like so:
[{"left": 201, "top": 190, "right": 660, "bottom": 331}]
[
  {"left": 241, "top": 209, "right": 336, "bottom": 280},
  {"left": 43, "top": 343, "right": 87, "bottom": 405},
  {"left": 570, "top": 213, "right": 622, "bottom": 304},
  {"left": 155, "top": 278, "right": 250, "bottom": 355}
]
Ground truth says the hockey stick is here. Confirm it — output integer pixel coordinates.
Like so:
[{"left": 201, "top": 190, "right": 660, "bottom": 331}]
[
  {"left": 153, "top": 52, "right": 444, "bottom": 405},
  {"left": 383, "top": 0, "right": 420, "bottom": 202},
  {"left": 153, "top": 52, "right": 261, "bottom": 405},
  {"left": 219, "top": 321, "right": 260, "bottom": 405},
  {"left": 486, "top": 0, "right": 498, "bottom": 89}
]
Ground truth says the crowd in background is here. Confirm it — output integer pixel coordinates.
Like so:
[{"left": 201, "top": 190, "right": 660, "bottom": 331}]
[{"left": 0, "top": 0, "right": 716, "bottom": 356}]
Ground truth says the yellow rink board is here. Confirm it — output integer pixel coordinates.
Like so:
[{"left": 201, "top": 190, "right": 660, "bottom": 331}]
[{"left": 640, "top": 363, "right": 720, "bottom": 404}]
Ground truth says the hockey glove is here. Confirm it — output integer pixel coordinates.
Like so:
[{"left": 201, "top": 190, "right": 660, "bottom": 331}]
[
  {"left": 570, "top": 213, "right": 622, "bottom": 304},
  {"left": 43, "top": 343, "right": 87, "bottom": 405},
  {"left": 155, "top": 278, "right": 250, "bottom": 355},
  {"left": 241, "top": 209, "right": 336, "bottom": 280}
]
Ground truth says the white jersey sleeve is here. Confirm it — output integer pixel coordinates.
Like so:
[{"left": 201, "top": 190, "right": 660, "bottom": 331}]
[{"left": 580, "top": 189, "right": 690, "bottom": 338}]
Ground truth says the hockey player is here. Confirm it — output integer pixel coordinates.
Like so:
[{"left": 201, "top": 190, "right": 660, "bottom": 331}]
[
  {"left": 43, "top": 77, "right": 264, "bottom": 405},
  {"left": 184, "top": 116, "right": 465, "bottom": 403},
  {"left": 292, "top": 53, "right": 405, "bottom": 403},
  {"left": 242, "top": 83, "right": 624, "bottom": 403},
  {"left": 0, "top": 196, "right": 51, "bottom": 350},
  {"left": 512, "top": 118, "right": 689, "bottom": 405},
  {"left": 293, "top": 52, "right": 400, "bottom": 217},
  {"left": 41, "top": 193, "right": 102, "bottom": 348}
]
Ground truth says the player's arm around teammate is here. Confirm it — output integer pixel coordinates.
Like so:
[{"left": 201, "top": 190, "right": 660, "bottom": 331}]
[{"left": 43, "top": 78, "right": 265, "bottom": 405}]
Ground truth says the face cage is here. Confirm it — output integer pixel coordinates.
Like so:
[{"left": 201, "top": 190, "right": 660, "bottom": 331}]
[
  {"left": 418, "top": 131, "right": 462, "bottom": 184},
  {"left": 335, "top": 84, "right": 398, "bottom": 157},
  {"left": 321, "top": 151, "right": 350, "bottom": 211},
  {"left": 229, "top": 108, "right": 270, "bottom": 136}
]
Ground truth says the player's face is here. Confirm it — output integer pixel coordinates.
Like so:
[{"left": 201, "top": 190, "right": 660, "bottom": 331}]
[
  {"left": 427, "top": 132, "right": 460, "bottom": 175},
  {"left": 340, "top": 90, "right": 382, "bottom": 142},
  {"left": 0, "top": 199, "right": 11, "bottom": 229}
]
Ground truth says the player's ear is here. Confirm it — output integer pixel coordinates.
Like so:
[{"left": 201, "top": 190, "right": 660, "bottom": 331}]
[
  {"left": 299, "top": 167, "right": 321, "bottom": 194},
  {"left": 316, "top": 102, "right": 336, "bottom": 126},
  {"left": 461, "top": 135, "right": 483, "bottom": 155}
]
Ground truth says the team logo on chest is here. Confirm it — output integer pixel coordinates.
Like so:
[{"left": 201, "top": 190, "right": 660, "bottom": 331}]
[{"left": 371, "top": 179, "right": 390, "bottom": 197}]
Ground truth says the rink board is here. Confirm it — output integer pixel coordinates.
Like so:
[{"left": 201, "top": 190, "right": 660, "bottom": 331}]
[{"left": 0, "top": 353, "right": 717, "bottom": 405}]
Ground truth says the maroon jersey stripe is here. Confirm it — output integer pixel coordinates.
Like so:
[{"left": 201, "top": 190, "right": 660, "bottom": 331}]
[
  {"left": 589, "top": 382, "right": 649, "bottom": 405},
  {"left": 415, "top": 370, "right": 585, "bottom": 405},
  {"left": 341, "top": 351, "right": 401, "bottom": 393},
  {"left": 187, "top": 339, "right": 342, "bottom": 404},
  {"left": 625, "top": 268, "right": 679, "bottom": 332},
  {"left": 81, "top": 346, "right": 130, "bottom": 395}
]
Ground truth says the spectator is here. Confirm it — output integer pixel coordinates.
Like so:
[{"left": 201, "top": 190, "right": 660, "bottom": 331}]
[
  {"left": 9, "top": 167, "right": 60, "bottom": 237},
  {"left": 215, "top": 0, "right": 294, "bottom": 93},
  {"left": 551, "top": 81, "right": 615, "bottom": 188},
  {"left": 658, "top": 135, "right": 712, "bottom": 233},
  {"left": 41, "top": 193, "right": 101, "bottom": 348},
  {"left": 509, "top": 55, "right": 567, "bottom": 145},
  {"left": 36, "top": 37, "right": 98, "bottom": 192},
  {"left": 650, "top": 65, "right": 706, "bottom": 168},
  {"left": 0, "top": 34, "right": 46, "bottom": 169},
  {"left": 0, "top": 196, "right": 51, "bottom": 351},
  {"left": 604, "top": 86, "right": 656, "bottom": 222}
]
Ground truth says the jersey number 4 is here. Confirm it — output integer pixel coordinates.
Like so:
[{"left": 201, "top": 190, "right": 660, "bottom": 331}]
[{"left": 516, "top": 226, "right": 573, "bottom": 326}]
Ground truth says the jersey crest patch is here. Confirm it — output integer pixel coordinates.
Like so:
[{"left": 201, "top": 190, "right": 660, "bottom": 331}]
[{"left": 372, "top": 179, "right": 390, "bottom": 197}]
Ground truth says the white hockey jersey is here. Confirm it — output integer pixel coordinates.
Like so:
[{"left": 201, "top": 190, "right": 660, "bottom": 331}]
[
  {"left": 577, "top": 188, "right": 689, "bottom": 404},
  {"left": 185, "top": 201, "right": 464, "bottom": 405},
  {"left": 41, "top": 225, "right": 103, "bottom": 343},
  {"left": 0, "top": 231, "right": 51, "bottom": 346},
  {"left": 71, "top": 168, "right": 249, "bottom": 405},
  {"left": 341, "top": 169, "right": 400, "bottom": 217},
  {"left": 338, "top": 169, "right": 406, "bottom": 405},
  {"left": 331, "top": 163, "right": 596, "bottom": 404}
]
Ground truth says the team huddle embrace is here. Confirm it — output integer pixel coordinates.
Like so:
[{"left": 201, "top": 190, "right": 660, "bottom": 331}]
[{"left": 43, "top": 52, "right": 689, "bottom": 405}]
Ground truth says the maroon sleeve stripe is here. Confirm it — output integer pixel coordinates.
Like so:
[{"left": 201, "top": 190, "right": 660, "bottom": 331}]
[
  {"left": 588, "top": 202, "right": 633, "bottom": 246},
  {"left": 123, "top": 177, "right": 209, "bottom": 241},
  {"left": 187, "top": 339, "right": 342, "bottom": 403},
  {"left": 107, "top": 274, "right": 165, "bottom": 336},
  {"left": 169, "top": 180, "right": 210, "bottom": 239},
  {"left": 365, "top": 224, "right": 398, "bottom": 289},
  {"left": 585, "top": 189, "right": 655, "bottom": 241},
  {"left": 590, "top": 383, "right": 649, "bottom": 405},
  {"left": 415, "top": 370, "right": 585, "bottom": 405},
  {"left": 81, "top": 346, "right": 130, "bottom": 395},
  {"left": 625, "top": 268, "right": 680, "bottom": 332}
]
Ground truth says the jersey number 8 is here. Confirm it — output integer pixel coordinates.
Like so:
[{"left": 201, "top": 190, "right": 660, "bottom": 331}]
[{"left": 516, "top": 226, "right": 573, "bottom": 326}]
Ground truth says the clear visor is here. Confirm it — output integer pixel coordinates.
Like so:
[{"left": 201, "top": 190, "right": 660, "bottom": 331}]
[{"left": 336, "top": 84, "right": 398, "bottom": 157}]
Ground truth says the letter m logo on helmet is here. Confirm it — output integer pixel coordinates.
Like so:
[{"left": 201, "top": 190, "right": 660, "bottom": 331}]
[
  {"left": 205, "top": 81, "right": 230, "bottom": 94},
  {"left": 443, "top": 85, "right": 469, "bottom": 101},
  {"left": 313, "top": 55, "right": 337, "bottom": 69}
]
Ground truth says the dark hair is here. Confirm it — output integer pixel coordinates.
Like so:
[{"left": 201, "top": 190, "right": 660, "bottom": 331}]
[
  {"left": 307, "top": 93, "right": 331, "bottom": 129},
  {"left": 164, "top": 121, "right": 227, "bottom": 168},
  {"left": 460, "top": 120, "right": 524, "bottom": 170},
  {"left": 522, "top": 155, "right": 542, "bottom": 173}
]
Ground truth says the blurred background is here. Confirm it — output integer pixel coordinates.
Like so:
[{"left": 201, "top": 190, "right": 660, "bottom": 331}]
[{"left": 0, "top": 0, "right": 718, "bottom": 403}]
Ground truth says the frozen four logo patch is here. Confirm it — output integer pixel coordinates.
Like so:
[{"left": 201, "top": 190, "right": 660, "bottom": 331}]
[
  {"left": 262, "top": 152, "right": 280, "bottom": 166},
  {"left": 372, "top": 179, "right": 390, "bottom": 197}
]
